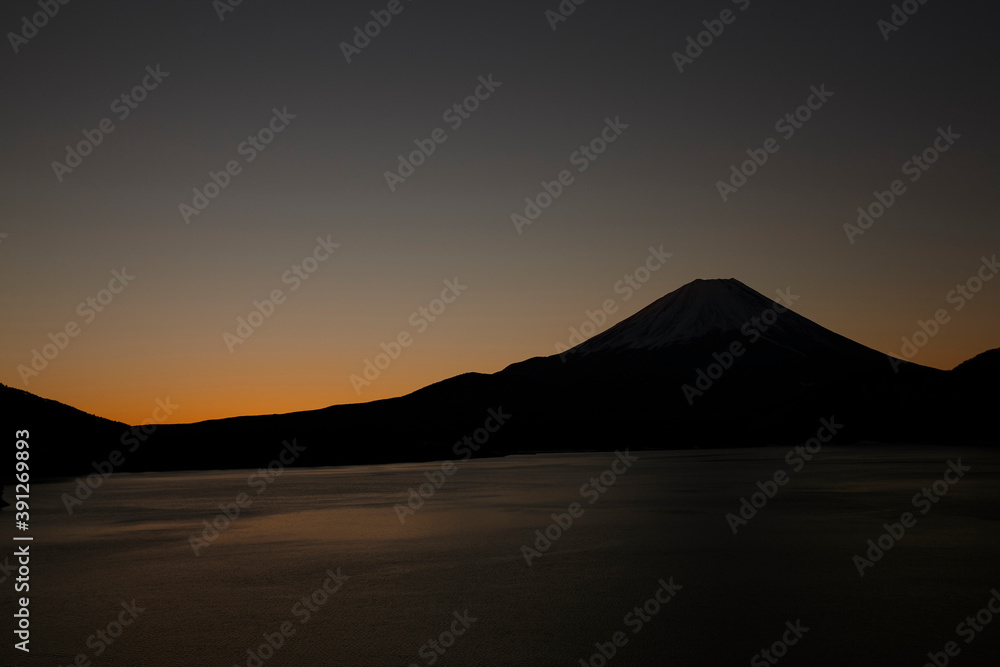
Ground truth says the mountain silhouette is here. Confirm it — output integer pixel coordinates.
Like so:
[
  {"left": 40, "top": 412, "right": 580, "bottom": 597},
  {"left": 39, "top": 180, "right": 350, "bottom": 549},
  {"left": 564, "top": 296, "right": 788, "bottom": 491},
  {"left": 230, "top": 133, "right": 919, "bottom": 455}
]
[
  {"left": 3, "top": 279, "right": 995, "bottom": 479},
  {"left": 569, "top": 278, "right": 873, "bottom": 357}
]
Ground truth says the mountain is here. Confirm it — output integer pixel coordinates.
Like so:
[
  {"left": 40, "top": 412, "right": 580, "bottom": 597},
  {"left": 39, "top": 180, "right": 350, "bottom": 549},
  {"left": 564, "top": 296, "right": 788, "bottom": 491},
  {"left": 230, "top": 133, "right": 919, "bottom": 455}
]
[
  {"left": 952, "top": 347, "right": 1000, "bottom": 376},
  {"left": 571, "top": 278, "right": 861, "bottom": 355},
  {"left": 948, "top": 347, "right": 999, "bottom": 438},
  {"left": 3, "top": 279, "right": 996, "bottom": 479},
  {"left": 1, "top": 384, "right": 129, "bottom": 475}
]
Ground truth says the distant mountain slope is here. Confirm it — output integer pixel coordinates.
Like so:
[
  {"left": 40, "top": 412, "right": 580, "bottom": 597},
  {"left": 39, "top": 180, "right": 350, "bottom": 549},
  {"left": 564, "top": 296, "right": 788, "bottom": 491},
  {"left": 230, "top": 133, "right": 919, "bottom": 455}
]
[
  {"left": 947, "top": 347, "right": 999, "bottom": 438},
  {"left": 953, "top": 347, "right": 1000, "bottom": 376},
  {"left": 1, "top": 383, "right": 128, "bottom": 480},
  {"left": 3, "top": 280, "right": 996, "bottom": 478}
]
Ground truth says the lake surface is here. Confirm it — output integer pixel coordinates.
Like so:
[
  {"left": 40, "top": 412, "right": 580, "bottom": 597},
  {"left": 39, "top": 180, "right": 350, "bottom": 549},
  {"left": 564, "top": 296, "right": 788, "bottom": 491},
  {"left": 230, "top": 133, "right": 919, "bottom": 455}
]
[{"left": 3, "top": 447, "right": 1000, "bottom": 666}]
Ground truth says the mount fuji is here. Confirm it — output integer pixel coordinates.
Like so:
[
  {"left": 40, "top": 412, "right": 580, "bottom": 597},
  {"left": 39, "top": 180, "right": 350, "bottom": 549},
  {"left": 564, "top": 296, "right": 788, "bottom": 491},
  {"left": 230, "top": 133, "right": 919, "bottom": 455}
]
[
  {"left": 3, "top": 278, "right": 995, "bottom": 477},
  {"left": 567, "top": 278, "right": 872, "bottom": 357}
]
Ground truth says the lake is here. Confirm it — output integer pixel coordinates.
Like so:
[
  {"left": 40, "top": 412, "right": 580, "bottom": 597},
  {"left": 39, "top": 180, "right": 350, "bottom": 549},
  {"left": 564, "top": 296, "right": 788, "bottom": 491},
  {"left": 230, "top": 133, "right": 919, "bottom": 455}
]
[{"left": 3, "top": 446, "right": 1000, "bottom": 666}]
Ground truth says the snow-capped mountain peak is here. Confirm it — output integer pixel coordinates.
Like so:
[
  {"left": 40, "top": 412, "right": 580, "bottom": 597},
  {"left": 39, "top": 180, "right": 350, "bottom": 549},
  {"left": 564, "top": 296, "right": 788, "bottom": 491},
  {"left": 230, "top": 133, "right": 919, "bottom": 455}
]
[{"left": 566, "top": 278, "right": 851, "bottom": 356}]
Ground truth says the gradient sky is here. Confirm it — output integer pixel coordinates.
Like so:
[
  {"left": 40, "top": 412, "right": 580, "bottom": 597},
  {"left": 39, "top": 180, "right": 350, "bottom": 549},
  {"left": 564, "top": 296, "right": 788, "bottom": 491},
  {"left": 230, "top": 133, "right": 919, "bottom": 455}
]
[{"left": 2, "top": 0, "right": 998, "bottom": 425}]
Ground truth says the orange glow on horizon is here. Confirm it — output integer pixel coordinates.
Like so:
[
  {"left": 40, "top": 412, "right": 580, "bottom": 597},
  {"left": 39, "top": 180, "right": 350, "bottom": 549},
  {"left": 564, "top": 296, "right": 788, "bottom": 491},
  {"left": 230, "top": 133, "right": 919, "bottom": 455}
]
[{"left": 18, "top": 333, "right": 992, "bottom": 427}]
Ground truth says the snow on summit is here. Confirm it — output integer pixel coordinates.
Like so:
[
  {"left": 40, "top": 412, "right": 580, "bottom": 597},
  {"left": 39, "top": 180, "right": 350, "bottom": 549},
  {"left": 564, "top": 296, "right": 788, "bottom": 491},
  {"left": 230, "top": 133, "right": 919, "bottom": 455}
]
[{"left": 567, "top": 278, "right": 857, "bottom": 356}]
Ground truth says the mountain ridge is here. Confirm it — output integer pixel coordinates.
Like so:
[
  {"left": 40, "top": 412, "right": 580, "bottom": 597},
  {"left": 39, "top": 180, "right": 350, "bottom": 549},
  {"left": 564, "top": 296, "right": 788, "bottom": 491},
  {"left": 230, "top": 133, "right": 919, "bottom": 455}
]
[{"left": 3, "top": 278, "right": 996, "bottom": 478}]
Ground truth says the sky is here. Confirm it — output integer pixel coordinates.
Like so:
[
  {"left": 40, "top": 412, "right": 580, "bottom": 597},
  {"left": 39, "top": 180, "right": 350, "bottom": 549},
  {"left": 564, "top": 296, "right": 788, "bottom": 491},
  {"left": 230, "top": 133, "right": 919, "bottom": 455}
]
[{"left": 1, "top": 0, "right": 998, "bottom": 425}]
